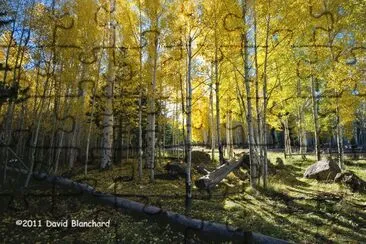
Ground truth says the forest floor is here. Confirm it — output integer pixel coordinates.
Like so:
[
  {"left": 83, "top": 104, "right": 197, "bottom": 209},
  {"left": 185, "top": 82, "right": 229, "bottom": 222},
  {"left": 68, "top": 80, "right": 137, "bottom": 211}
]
[{"left": 1, "top": 152, "right": 366, "bottom": 243}]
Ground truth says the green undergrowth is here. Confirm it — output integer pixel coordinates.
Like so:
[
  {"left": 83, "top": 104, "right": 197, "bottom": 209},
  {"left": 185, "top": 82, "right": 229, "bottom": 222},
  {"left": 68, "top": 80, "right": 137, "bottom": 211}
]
[{"left": 1, "top": 153, "right": 366, "bottom": 243}]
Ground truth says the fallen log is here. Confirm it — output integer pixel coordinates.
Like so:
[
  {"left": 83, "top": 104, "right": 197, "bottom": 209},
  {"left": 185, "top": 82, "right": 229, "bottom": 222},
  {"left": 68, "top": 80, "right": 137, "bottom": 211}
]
[
  {"left": 6, "top": 166, "right": 288, "bottom": 243},
  {"left": 195, "top": 156, "right": 245, "bottom": 190},
  {"left": 195, "top": 164, "right": 210, "bottom": 175}
]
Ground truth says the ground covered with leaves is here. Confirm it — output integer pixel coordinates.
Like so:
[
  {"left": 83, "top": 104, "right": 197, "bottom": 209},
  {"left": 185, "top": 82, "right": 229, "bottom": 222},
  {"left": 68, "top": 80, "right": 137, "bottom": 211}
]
[{"left": 1, "top": 152, "right": 366, "bottom": 243}]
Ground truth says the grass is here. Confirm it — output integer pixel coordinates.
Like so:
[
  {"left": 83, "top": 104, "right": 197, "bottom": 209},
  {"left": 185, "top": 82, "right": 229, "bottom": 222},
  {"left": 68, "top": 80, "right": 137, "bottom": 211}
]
[{"left": 1, "top": 152, "right": 365, "bottom": 243}]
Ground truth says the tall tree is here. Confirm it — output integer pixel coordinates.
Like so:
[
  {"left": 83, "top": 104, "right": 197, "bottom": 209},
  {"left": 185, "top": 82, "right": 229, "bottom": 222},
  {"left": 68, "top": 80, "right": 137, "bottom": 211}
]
[
  {"left": 242, "top": 0, "right": 257, "bottom": 188},
  {"left": 100, "top": 0, "right": 116, "bottom": 169},
  {"left": 144, "top": 0, "right": 162, "bottom": 182}
]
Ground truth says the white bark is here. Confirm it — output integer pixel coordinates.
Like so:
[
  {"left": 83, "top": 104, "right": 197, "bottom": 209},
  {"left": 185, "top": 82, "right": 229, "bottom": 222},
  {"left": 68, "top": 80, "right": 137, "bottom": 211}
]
[
  {"left": 185, "top": 37, "right": 193, "bottom": 199},
  {"left": 146, "top": 30, "right": 158, "bottom": 182},
  {"left": 311, "top": 76, "right": 321, "bottom": 161},
  {"left": 283, "top": 118, "right": 292, "bottom": 157},
  {"left": 262, "top": 3, "right": 270, "bottom": 188},
  {"left": 85, "top": 52, "right": 103, "bottom": 174},
  {"left": 100, "top": 68, "right": 115, "bottom": 169},
  {"left": 101, "top": 1, "right": 116, "bottom": 169},
  {"left": 214, "top": 45, "right": 224, "bottom": 164},
  {"left": 209, "top": 82, "right": 215, "bottom": 163},
  {"left": 226, "top": 111, "right": 233, "bottom": 160},
  {"left": 138, "top": 1, "right": 143, "bottom": 179},
  {"left": 25, "top": 73, "right": 51, "bottom": 186},
  {"left": 336, "top": 96, "right": 344, "bottom": 169},
  {"left": 242, "top": 0, "right": 257, "bottom": 188}
]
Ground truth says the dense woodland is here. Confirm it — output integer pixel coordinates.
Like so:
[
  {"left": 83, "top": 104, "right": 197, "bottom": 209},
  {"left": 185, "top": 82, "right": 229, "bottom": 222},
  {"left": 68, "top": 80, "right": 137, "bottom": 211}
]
[{"left": 0, "top": 0, "right": 366, "bottom": 242}]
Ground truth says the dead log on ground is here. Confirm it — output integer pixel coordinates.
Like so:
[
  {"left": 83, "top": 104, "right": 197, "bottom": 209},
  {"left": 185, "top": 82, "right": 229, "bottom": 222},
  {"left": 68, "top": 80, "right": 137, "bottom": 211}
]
[
  {"left": 195, "top": 164, "right": 210, "bottom": 175},
  {"left": 6, "top": 166, "right": 288, "bottom": 243},
  {"left": 195, "top": 156, "right": 246, "bottom": 190}
]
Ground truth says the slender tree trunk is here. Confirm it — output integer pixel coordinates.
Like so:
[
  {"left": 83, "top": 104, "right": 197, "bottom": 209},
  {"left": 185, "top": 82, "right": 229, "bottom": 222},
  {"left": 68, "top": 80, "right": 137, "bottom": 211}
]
[
  {"left": 55, "top": 87, "right": 73, "bottom": 174},
  {"left": 283, "top": 118, "right": 292, "bottom": 157},
  {"left": 311, "top": 76, "right": 321, "bottom": 161},
  {"left": 185, "top": 36, "right": 193, "bottom": 200},
  {"left": 101, "top": 74, "right": 114, "bottom": 169},
  {"left": 226, "top": 111, "right": 230, "bottom": 158},
  {"left": 138, "top": 85, "right": 143, "bottom": 176},
  {"left": 47, "top": 117, "right": 57, "bottom": 170},
  {"left": 16, "top": 103, "right": 26, "bottom": 156},
  {"left": 215, "top": 72, "right": 223, "bottom": 164},
  {"left": 173, "top": 89, "right": 179, "bottom": 157},
  {"left": 85, "top": 51, "right": 103, "bottom": 174},
  {"left": 69, "top": 68, "right": 86, "bottom": 169},
  {"left": 226, "top": 110, "right": 234, "bottom": 160},
  {"left": 126, "top": 126, "right": 130, "bottom": 161},
  {"left": 25, "top": 75, "right": 52, "bottom": 186},
  {"left": 215, "top": 62, "right": 223, "bottom": 164},
  {"left": 297, "top": 77, "right": 306, "bottom": 156},
  {"left": 210, "top": 77, "right": 215, "bottom": 163},
  {"left": 53, "top": 131, "right": 64, "bottom": 173},
  {"left": 213, "top": 13, "right": 224, "bottom": 164},
  {"left": 298, "top": 108, "right": 303, "bottom": 154},
  {"left": 146, "top": 28, "right": 158, "bottom": 182},
  {"left": 336, "top": 95, "right": 344, "bottom": 169},
  {"left": 2, "top": 103, "right": 14, "bottom": 184},
  {"left": 68, "top": 120, "right": 79, "bottom": 169},
  {"left": 180, "top": 73, "right": 186, "bottom": 161},
  {"left": 25, "top": 117, "right": 42, "bottom": 187},
  {"left": 85, "top": 96, "right": 95, "bottom": 174},
  {"left": 253, "top": 3, "right": 262, "bottom": 174},
  {"left": 162, "top": 110, "right": 166, "bottom": 159},
  {"left": 261, "top": 2, "right": 270, "bottom": 188},
  {"left": 229, "top": 111, "right": 234, "bottom": 159},
  {"left": 138, "top": 1, "right": 143, "bottom": 179},
  {"left": 138, "top": 88, "right": 143, "bottom": 177},
  {"left": 100, "top": 1, "right": 116, "bottom": 169},
  {"left": 234, "top": 72, "right": 247, "bottom": 148},
  {"left": 242, "top": 0, "right": 257, "bottom": 188},
  {"left": 119, "top": 117, "right": 124, "bottom": 162}
]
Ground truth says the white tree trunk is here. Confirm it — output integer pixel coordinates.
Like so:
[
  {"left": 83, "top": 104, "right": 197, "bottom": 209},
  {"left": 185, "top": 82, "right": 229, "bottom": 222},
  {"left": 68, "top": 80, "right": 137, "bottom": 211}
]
[
  {"left": 100, "top": 1, "right": 115, "bottom": 169},
  {"left": 185, "top": 37, "right": 193, "bottom": 199},
  {"left": 226, "top": 111, "right": 234, "bottom": 160},
  {"left": 101, "top": 68, "right": 115, "bottom": 169},
  {"left": 25, "top": 74, "right": 51, "bottom": 186},
  {"left": 146, "top": 31, "right": 158, "bottom": 182},
  {"left": 137, "top": 3, "right": 143, "bottom": 179},
  {"left": 261, "top": 4, "right": 270, "bottom": 188},
  {"left": 336, "top": 96, "right": 344, "bottom": 169},
  {"left": 242, "top": 0, "right": 257, "bottom": 188},
  {"left": 283, "top": 118, "right": 292, "bottom": 157},
  {"left": 209, "top": 81, "right": 215, "bottom": 163},
  {"left": 311, "top": 76, "right": 321, "bottom": 161}
]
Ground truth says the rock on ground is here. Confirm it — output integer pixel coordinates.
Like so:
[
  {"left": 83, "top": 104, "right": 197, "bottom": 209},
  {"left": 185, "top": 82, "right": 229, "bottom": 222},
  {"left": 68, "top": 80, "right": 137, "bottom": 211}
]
[
  {"left": 303, "top": 159, "right": 341, "bottom": 180},
  {"left": 335, "top": 171, "right": 366, "bottom": 192},
  {"left": 164, "top": 162, "right": 186, "bottom": 176}
]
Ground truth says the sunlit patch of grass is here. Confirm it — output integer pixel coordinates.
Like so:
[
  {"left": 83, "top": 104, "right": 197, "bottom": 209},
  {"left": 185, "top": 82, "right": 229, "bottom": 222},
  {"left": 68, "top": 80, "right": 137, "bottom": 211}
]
[
  {"left": 76, "top": 154, "right": 364, "bottom": 242},
  {"left": 4, "top": 153, "right": 364, "bottom": 242}
]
